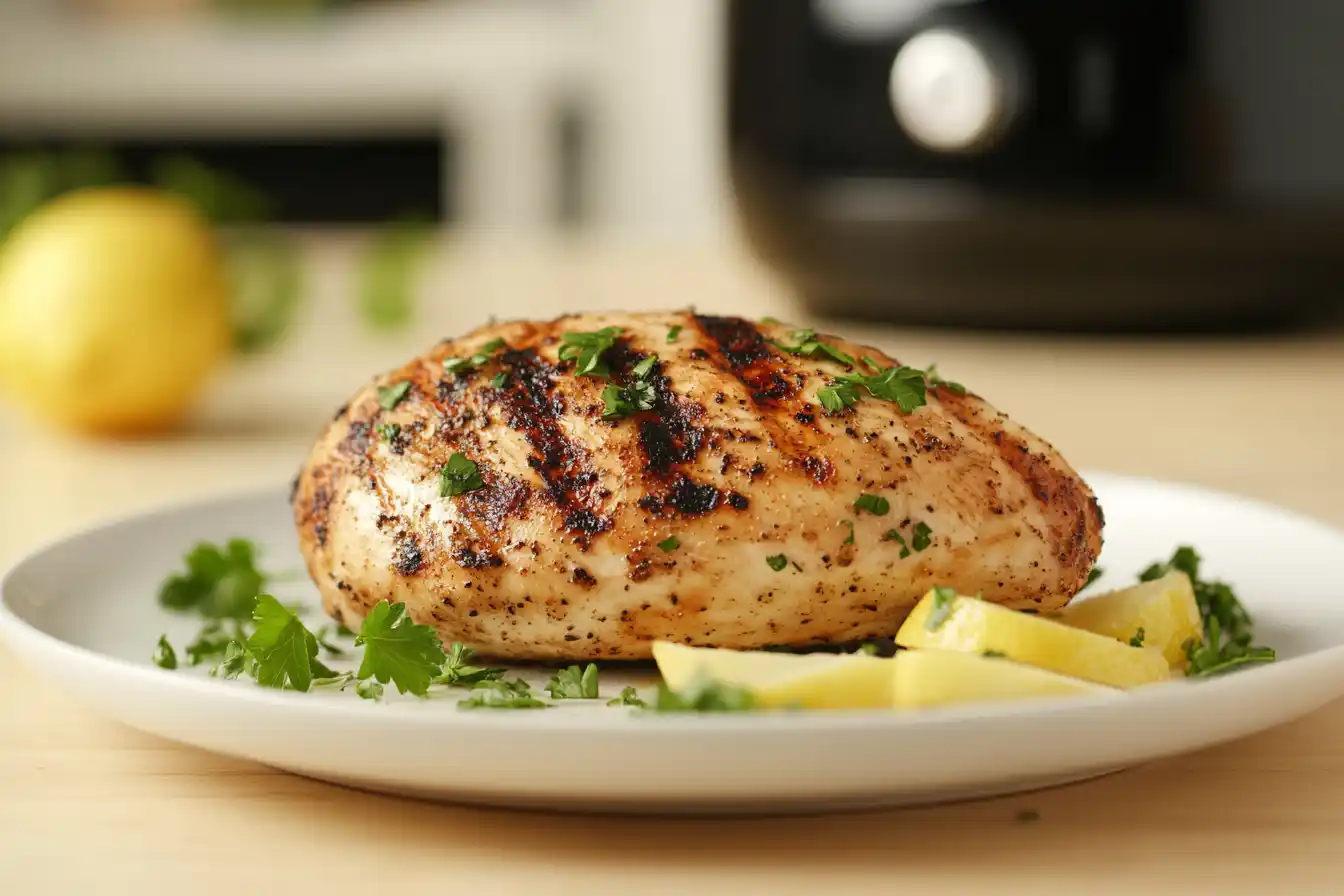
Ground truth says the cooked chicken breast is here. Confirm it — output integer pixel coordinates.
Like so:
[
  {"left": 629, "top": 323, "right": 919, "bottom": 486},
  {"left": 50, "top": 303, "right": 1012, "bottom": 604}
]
[{"left": 292, "top": 312, "right": 1102, "bottom": 660}]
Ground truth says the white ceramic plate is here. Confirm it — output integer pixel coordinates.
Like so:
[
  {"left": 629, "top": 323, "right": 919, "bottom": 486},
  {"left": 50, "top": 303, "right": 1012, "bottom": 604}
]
[{"left": 3, "top": 473, "right": 1343, "bottom": 814}]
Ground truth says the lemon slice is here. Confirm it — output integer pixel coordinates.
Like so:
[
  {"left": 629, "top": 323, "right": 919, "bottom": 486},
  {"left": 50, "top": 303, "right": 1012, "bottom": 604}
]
[
  {"left": 651, "top": 641, "right": 892, "bottom": 709},
  {"left": 1052, "top": 571, "right": 1202, "bottom": 668},
  {"left": 897, "top": 590, "right": 1171, "bottom": 689},
  {"left": 892, "top": 649, "right": 1114, "bottom": 709}
]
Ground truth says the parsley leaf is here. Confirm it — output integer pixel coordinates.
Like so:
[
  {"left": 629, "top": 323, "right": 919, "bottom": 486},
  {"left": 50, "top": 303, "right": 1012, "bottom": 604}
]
[
  {"left": 435, "top": 641, "right": 506, "bottom": 687},
  {"left": 602, "top": 355, "right": 660, "bottom": 420},
  {"left": 546, "top": 663, "right": 600, "bottom": 699},
  {"left": 666, "top": 325, "right": 682, "bottom": 343},
  {"left": 1141, "top": 546, "right": 1276, "bottom": 677},
  {"left": 442, "top": 337, "right": 506, "bottom": 376},
  {"left": 158, "top": 538, "right": 270, "bottom": 620},
  {"left": 884, "top": 530, "right": 912, "bottom": 559},
  {"left": 766, "top": 554, "right": 788, "bottom": 572},
  {"left": 355, "top": 679, "right": 384, "bottom": 701},
  {"left": 458, "top": 678, "right": 549, "bottom": 710},
  {"left": 377, "top": 380, "right": 412, "bottom": 411},
  {"left": 924, "top": 363, "right": 967, "bottom": 396},
  {"left": 911, "top": 522, "right": 933, "bottom": 551},
  {"left": 858, "top": 642, "right": 880, "bottom": 656},
  {"left": 489, "top": 372, "right": 508, "bottom": 388},
  {"left": 1084, "top": 566, "right": 1104, "bottom": 588},
  {"left": 558, "top": 327, "right": 622, "bottom": 377},
  {"left": 375, "top": 422, "right": 400, "bottom": 444},
  {"left": 246, "top": 595, "right": 324, "bottom": 692},
  {"left": 210, "top": 640, "right": 251, "bottom": 680},
  {"left": 840, "top": 520, "right": 855, "bottom": 545},
  {"left": 818, "top": 365, "right": 927, "bottom": 415},
  {"left": 657, "top": 536, "right": 680, "bottom": 552},
  {"left": 355, "top": 600, "right": 447, "bottom": 697},
  {"left": 607, "top": 686, "right": 647, "bottom": 707},
  {"left": 925, "top": 587, "right": 958, "bottom": 631},
  {"left": 152, "top": 635, "right": 178, "bottom": 670},
  {"left": 1129, "top": 627, "right": 1146, "bottom": 648},
  {"left": 772, "top": 329, "right": 856, "bottom": 367},
  {"left": 184, "top": 620, "right": 243, "bottom": 666},
  {"left": 854, "top": 494, "right": 890, "bottom": 516},
  {"left": 439, "top": 452, "right": 484, "bottom": 497},
  {"left": 652, "top": 679, "right": 757, "bottom": 713}
]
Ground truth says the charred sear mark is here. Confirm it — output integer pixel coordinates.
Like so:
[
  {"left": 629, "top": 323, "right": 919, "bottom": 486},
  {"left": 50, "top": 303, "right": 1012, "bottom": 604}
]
[
  {"left": 306, "top": 482, "right": 333, "bottom": 547},
  {"left": 493, "top": 347, "right": 605, "bottom": 515},
  {"left": 454, "top": 548, "right": 505, "bottom": 569},
  {"left": 692, "top": 314, "right": 798, "bottom": 406},
  {"left": 571, "top": 567, "right": 597, "bottom": 588},
  {"left": 670, "top": 477, "right": 721, "bottom": 514},
  {"left": 564, "top": 508, "right": 612, "bottom": 535},
  {"left": 342, "top": 421, "right": 372, "bottom": 456},
  {"left": 394, "top": 536, "right": 424, "bottom": 575},
  {"left": 801, "top": 455, "right": 835, "bottom": 485},
  {"left": 288, "top": 473, "right": 301, "bottom": 505},
  {"left": 727, "top": 492, "right": 749, "bottom": 510},
  {"left": 463, "top": 477, "right": 531, "bottom": 534}
]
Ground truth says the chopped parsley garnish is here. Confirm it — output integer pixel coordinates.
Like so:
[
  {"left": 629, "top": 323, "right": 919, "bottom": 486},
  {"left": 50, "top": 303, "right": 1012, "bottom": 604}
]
[
  {"left": 666, "top": 325, "right": 682, "bottom": 343},
  {"left": 772, "top": 329, "right": 856, "bottom": 368},
  {"left": 608, "top": 686, "right": 647, "bottom": 707},
  {"left": 184, "top": 620, "right": 243, "bottom": 666},
  {"left": 1084, "top": 566, "right": 1104, "bottom": 588},
  {"left": 601, "top": 355, "right": 659, "bottom": 419},
  {"left": 435, "top": 641, "right": 506, "bottom": 687},
  {"left": 1129, "top": 627, "right": 1146, "bottom": 648},
  {"left": 760, "top": 316, "right": 781, "bottom": 325},
  {"left": 158, "top": 538, "right": 270, "bottom": 621},
  {"left": 818, "top": 365, "right": 927, "bottom": 415},
  {"left": 858, "top": 642, "right": 880, "bottom": 656},
  {"left": 1141, "top": 546, "right": 1276, "bottom": 677},
  {"left": 854, "top": 494, "right": 890, "bottom": 516},
  {"left": 355, "top": 600, "right": 447, "bottom": 696},
  {"left": 489, "top": 372, "right": 508, "bottom": 388},
  {"left": 442, "top": 337, "right": 506, "bottom": 376},
  {"left": 546, "top": 663, "right": 600, "bottom": 699},
  {"left": 439, "top": 452, "right": 484, "bottom": 497},
  {"left": 657, "top": 536, "right": 680, "bottom": 552},
  {"left": 355, "top": 679, "right": 384, "bottom": 701},
  {"left": 558, "top": 326, "right": 622, "bottom": 377},
  {"left": 458, "top": 678, "right": 548, "bottom": 710},
  {"left": 377, "top": 380, "right": 412, "bottom": 411},
  {"left": 766, "top": 554, "right": 789, "bottom": 572},
  {"left": 652, "top": 679, "right": 757, "bottom": 713},
  {"left": 884, "top": 530, "right": 911, "bottom": 559},
  {"left": 924, "top": 363, "right": 967, "bottom": 395},
  {"left": 152, "top": 635, "right": 177, "bottom": 670},
  {"left": 910, "top": 521, "right": 934, "bottom": 551},
  {"left": 925, "top": 587, "right": 958, "bottom": 631},
  {"left": 375, "top": 422, "right": 400, "bottom": 444},
  {"left": 245, "top": 595, "right": 329, "bottom": 692},
  {"left": 210, "top": 641, "right": 251, "bottom": 680},
  {"left": 840, "top": 520, "right": 856, "bottom": 545}
]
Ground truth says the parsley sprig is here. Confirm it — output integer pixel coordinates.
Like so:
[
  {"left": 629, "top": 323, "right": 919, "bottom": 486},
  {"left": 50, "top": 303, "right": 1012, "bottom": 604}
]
[
  {"left": 923, "top": 363, "right": 967, "bottom": 395},
  {"left": 558, "top": 327, "right": 622, "bottom": 377},
  {"left": 434, "top": 641, "right": 506, "bottom": 687},
  {"left": 1141, "top": 546, "right": 1276, "bottom": 677},
  {"left": 442, "top": 337, "right": 505, "bottom": 376},
  {"left": 546, "top": 663, "right": 600, "bottom": 699},
  {"left": 159, "top": 538, "right": 271, "bottom": 620},
  {"left": 602, "top": 355, "right": 659, "bottom": 419},
  {"left": 772, "top": 329, "right": 856, "bottom": 368},
  {"left": 439, "top": 452, "right": 485, "bottom": 497},
  {"left": 377, "top": 381, "right": 412, "bottom": 411},
  {"left": 355, "top": 600, "right": 448, "bottom": 696},
  {"left": 818, "top": 365, "right": 927, "bottom": 415},
  {"left": 652, "top": 679, "right": 756, "bottom": 713}
]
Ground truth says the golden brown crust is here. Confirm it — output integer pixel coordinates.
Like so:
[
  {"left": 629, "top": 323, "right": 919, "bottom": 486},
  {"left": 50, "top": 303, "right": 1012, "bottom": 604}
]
[{"left": 292, "top": 311, "right": 1103, "bottom": 660}]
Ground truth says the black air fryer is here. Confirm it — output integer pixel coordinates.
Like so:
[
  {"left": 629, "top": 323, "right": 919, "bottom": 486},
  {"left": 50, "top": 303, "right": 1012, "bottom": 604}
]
[{"left": 728, "top": 0, "right": 1344, "bottom": 330}]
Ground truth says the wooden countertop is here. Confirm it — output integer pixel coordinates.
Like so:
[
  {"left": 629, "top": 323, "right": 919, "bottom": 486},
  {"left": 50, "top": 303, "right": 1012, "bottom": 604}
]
[{"left": 3, "top": 239, "right": 1344, "bottom": 893}]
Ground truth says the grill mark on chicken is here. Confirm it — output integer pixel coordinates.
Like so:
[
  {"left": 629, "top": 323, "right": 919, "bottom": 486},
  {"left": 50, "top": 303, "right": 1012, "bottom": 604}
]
[
  {"left": 692, "top": 314, "right": 797, "bottom": 406},
  {"left": 493, "top": 348, "right": 608, "bottom": 537}
]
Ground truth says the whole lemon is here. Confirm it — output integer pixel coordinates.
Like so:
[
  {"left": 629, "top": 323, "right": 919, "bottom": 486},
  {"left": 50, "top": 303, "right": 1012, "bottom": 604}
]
[{"left": 0, "top": 187, "right": 231, "bottom": 434}]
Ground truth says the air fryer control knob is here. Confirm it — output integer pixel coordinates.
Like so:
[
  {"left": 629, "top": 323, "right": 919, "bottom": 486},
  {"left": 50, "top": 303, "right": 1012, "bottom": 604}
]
[{"left": 888, "top": 26, "right": 1027, "bottom": 154}]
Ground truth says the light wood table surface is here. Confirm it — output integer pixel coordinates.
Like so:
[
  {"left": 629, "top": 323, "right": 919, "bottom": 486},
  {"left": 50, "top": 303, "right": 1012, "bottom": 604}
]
[{"left": 3, "top": 239, "right": 1344, "bottom": 894}]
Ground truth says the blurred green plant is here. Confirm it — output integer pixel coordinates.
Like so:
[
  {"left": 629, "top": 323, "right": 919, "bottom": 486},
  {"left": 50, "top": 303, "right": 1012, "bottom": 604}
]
[
  {"left": 0, "top": 149, "right": 123, "bottom": 243},
  {"left": 358, "top": 216, "right": 434, "bottom": 333},
  {"left": 225, "top": 232, "right": 304, "bottom": 353},
  {"left": 151, "top": 154, "right": 276, "bottom": 226}
]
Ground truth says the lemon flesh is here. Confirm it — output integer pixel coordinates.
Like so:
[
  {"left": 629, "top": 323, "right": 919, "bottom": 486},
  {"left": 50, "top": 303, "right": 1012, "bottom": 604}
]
[
  {"left": 0, "top": 187, "right": 231, "bottom": 433},
  {"left": 1052, "top": 571, "right": 1202, "bottom": 668},
  {"left": 897, "top": 590, "right": 1171, "bottom": 689},
  {"left": 892, "top": 649, "right": 1113, "bottom": 709},
  {"left": 651, "top": 641, "right": 893, "bottom": 709}
]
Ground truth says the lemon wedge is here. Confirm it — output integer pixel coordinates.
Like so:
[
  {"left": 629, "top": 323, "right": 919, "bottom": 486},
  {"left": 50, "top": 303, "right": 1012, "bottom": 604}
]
[
  {"left": 1052, "top": 571, "right": 1202, "bottom": 668},
  {"left": 651, "top": 641, "right": 892, "bottom": 709},
  {"left": 897, "top": 589, "right": 1171, "bottom": 689},
  {"left": 892, "top": 649, "right": 1114, "bottom": 709}
]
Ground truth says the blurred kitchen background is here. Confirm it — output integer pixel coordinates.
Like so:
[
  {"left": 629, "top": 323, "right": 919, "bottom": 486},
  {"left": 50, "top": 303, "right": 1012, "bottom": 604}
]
[{"left": 0, "top": 0, "right": 1342, "bottom": 527}]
